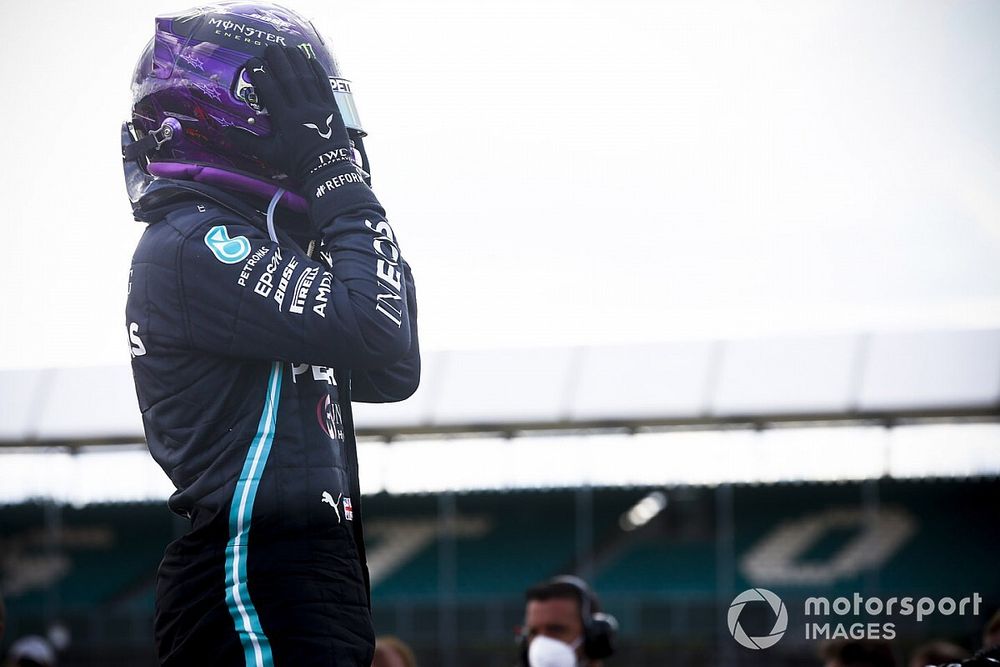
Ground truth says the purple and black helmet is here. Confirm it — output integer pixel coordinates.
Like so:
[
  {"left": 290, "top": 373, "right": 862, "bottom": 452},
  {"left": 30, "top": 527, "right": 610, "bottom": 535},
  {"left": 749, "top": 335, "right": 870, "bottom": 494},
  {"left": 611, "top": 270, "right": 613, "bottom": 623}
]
[{"left": 124, "top": 2, "right": 363, "bottom": 206}]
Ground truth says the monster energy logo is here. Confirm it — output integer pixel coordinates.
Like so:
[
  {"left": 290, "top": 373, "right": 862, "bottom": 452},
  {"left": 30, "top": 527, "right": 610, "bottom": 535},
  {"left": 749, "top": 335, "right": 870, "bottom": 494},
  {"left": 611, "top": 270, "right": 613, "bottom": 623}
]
[{"left": 208, "top": 18, "right": 288, "bottom": 45}]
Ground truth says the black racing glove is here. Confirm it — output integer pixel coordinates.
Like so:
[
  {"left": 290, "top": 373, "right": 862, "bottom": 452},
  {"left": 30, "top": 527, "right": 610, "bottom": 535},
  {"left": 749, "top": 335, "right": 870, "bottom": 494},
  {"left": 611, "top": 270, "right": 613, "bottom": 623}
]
[{"left": 227, "top": 45, "right": 371, "bottom": 210}]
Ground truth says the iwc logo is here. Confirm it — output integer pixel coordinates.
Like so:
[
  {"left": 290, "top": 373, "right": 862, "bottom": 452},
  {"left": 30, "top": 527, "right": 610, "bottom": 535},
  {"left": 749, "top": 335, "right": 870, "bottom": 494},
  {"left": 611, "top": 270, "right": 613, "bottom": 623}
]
[{"left": 727, "top": 588, "right": 788, "bottom": 650}]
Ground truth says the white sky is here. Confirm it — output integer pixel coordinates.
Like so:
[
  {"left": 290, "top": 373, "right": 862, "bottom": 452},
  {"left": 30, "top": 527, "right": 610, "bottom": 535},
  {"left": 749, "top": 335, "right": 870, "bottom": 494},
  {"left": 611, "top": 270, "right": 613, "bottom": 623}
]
[{"left": 1, "top": 0, "right": 999, "bottom": 369}]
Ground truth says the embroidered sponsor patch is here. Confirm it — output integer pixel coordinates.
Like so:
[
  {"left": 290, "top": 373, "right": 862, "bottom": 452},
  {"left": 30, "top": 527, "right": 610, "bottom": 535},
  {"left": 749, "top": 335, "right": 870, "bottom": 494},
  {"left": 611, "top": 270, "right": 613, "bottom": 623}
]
[{"left": 204, "top": 225, "right": 252, "bottom": 264}]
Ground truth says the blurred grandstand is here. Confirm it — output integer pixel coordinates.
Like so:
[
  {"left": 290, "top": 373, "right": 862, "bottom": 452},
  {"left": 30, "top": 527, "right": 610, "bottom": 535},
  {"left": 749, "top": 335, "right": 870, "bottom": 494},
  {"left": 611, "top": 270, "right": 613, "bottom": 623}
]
[{"left": 1, "top": 328, "right": 999, "bottom": 666}]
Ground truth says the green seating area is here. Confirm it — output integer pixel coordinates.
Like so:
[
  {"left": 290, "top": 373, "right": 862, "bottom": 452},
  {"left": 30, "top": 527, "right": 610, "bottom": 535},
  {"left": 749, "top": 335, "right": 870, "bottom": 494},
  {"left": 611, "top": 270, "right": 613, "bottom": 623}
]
[
  {"left": 364, "top": 490, "right": 639, "bottom": 599},
  {"left": 0, "top": 503, "right": 175, "bottom": 614}
]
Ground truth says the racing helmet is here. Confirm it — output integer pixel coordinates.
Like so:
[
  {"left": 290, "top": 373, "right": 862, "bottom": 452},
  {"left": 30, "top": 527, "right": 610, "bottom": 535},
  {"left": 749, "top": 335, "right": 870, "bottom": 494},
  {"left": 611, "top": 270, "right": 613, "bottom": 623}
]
[{"left": 123, "top": 2, "right": 366, "bottom": 206}]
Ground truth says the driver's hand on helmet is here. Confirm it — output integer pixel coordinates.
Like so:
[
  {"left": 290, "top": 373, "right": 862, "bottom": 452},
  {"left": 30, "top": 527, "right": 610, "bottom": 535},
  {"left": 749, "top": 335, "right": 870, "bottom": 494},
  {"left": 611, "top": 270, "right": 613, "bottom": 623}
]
[{"left": 226, "top": 44, "right": 355, "bottom": 189}]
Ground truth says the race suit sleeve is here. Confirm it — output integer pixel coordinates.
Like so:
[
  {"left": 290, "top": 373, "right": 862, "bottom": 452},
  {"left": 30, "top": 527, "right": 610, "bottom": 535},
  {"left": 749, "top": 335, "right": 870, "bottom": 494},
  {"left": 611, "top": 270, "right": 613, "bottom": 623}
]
[
  {"left": 349, "top": 257, "right": 420, "bottom": 402},
  {"left": 176, "top": 190, "right": 413, "bottom": 371}
]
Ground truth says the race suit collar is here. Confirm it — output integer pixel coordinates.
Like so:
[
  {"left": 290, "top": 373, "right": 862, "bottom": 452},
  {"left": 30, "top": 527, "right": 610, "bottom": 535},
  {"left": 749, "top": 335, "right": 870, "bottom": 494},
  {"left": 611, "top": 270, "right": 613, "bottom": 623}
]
[{"left": 132, "top": 177, "right": 315, "bottom": 243}]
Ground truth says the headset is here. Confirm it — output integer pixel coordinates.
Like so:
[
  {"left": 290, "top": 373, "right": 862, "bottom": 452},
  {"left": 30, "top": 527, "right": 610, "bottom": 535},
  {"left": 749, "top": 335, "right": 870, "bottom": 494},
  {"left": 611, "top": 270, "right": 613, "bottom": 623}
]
[{"left": 518, "top": 575, "right": 619, "bottom": 665}]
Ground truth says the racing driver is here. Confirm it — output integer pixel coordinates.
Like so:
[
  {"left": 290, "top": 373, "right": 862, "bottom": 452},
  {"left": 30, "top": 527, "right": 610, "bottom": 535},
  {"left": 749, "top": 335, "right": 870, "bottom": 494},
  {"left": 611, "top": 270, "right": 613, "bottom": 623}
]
[{"left": 122, "top": 4, "right": 419, "bottom": 665}]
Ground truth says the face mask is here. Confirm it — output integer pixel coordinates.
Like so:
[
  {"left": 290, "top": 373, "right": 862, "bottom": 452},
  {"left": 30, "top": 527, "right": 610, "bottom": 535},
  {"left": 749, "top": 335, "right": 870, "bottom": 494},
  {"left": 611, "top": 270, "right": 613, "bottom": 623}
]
[{"left": 528, "top": 635, "right": 582, "bottom": 667}]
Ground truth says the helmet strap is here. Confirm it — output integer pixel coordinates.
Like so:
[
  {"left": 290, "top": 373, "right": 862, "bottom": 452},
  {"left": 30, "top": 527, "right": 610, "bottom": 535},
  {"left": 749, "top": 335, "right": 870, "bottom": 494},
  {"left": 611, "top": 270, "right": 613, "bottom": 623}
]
[{"left": 122, "top": 118, "right": 182, "bottom": 162}]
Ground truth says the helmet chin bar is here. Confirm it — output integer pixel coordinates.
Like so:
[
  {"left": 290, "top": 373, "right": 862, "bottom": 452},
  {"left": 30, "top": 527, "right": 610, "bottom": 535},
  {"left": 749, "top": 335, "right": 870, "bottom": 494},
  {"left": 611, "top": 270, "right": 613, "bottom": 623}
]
[
  {"left": 122, "top": 117, "right": 186, "bottom": 208},
  {"left": 125, "top": 116, "right": 371, "bottom": 188},
  {"left": 123, "top": 117, "right": 373, "bottom": 211},
  {"left": 121, "top": 120, "right": 157, "bottom": 206}
]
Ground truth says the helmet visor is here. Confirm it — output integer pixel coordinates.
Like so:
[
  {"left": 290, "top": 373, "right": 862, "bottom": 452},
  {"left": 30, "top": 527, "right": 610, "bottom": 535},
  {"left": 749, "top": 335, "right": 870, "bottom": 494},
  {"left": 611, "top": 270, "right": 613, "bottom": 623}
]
[{"left": 329, "top": 77, "right": 364, "bottom": 136}]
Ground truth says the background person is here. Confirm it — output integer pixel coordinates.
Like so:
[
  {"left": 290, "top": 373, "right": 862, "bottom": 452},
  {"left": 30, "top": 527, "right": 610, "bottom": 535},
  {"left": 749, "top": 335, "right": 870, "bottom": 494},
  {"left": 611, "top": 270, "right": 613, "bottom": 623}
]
[
  {"left": 3, "top": 636, "right": 55, "bottom": 667},
  {"left": 519, "top": 576, "right": 618, "bottom": 667},
  {"left": 371, "top": 636, "right": 417, "bottom": 667},
  {"left": 820, "top": 639, "right": 896, "bottom": 667},
  {"left": 983, "top": 610, "right": 1000, "bottom": 651},
  {"left": 908, "top": 641, "right": 969, "bottom": 667}
]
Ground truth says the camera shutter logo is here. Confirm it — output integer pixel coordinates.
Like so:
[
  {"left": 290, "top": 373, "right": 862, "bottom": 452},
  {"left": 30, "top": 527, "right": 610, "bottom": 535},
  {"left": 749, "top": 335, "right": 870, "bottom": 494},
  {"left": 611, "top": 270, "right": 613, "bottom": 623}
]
[{"left": 727, "top": 588, "right": 788, "bottom": 650}]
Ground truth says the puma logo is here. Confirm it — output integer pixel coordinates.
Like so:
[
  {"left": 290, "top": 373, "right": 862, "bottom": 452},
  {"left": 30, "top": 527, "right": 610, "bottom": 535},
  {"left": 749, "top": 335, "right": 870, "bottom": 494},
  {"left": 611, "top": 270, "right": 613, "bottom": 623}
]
[
  {"left": 321, "top": 491, "right": 343, "bottom": 523},
  {"left": 303, "top": 113, "right": 335, "bottom": 140}
]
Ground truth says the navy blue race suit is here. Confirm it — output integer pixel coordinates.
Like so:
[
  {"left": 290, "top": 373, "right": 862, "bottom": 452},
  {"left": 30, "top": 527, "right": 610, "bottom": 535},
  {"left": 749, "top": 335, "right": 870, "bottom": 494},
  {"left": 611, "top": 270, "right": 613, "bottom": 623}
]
[{"left": 125, "top": 176, "right": 418, "bottom": 666}]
